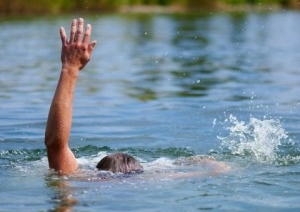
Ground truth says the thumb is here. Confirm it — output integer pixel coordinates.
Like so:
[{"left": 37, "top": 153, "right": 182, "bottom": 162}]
[{"left": 88, "top": 41, "right": 97, "bottom": 53}]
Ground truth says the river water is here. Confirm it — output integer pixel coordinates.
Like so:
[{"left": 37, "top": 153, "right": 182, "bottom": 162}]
[{"left": 1, "top": 11, "right": 300, "bottom": 211}]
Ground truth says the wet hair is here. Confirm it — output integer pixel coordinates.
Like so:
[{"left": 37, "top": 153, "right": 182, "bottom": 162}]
[{"left": 96, "top": 153, "right": 143, "bottom": 174}]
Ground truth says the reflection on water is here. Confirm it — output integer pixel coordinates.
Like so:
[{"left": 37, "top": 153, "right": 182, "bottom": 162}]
[
  {"left": 1, "top": 12, "right": 299, "bottom": 104},
  {"left": 78, "top": 12, "right": 300, "bottom": 104},
  {"left": 46, "top": 176, "right": 78, "bottom": 212}
]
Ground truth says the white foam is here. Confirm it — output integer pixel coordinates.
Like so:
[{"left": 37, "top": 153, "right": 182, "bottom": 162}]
[
  {"left": 15, "top": 156, "right": 49, "bottom": 175},
  {"left": 143, "top": 157, "right": 175, "bottom": 171}
]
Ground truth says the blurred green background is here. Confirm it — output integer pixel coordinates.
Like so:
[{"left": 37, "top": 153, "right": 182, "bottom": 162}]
[{"left": 0, "top": 0, "right": 299, "bottom": 16}]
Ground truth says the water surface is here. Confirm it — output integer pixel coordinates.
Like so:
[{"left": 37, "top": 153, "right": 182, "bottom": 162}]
[{"left": 1, "top": 11, "right": 300, "bottom": 211}]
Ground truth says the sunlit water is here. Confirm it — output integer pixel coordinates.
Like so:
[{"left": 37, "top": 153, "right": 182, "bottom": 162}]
[{"left": 1, "top": 11, "right": 300, "bottom": 211}]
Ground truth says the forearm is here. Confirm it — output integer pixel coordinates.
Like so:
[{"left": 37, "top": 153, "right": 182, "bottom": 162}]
[{"left": 45, "top": 66, "right": 79, "bottom": 148}]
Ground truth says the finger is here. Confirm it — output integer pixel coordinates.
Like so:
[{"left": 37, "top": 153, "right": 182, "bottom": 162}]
[
  {"left": 59, "top": 27, "right": 67, "bottom": 45},
  {"left": 88, "top": 41, "right": 97, "bottom": 53},
  {"left": 75, "top": 18, "right": 84, "bottom": 43},
  {"left": 69, "top": 19, "right": 77, "bottom": 43},
  {"left": 82, "top": 24, "right": 92, "bottom": 45}
]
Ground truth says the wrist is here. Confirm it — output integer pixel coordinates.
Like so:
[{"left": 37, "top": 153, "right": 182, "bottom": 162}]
[{"left": 61, "top": 65, "right": 80, "bottom": 77}]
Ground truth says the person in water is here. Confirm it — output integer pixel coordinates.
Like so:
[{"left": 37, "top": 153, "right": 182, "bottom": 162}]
[
  {"left": 45, "top": 18, "right": 143, "bottom": 175},
  {"left": 45, "top": 18, "right": 229, "bottom": 176}
]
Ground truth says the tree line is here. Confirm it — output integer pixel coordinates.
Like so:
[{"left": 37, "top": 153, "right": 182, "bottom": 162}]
[{"left": 0, "top": 0, "right": 298, "bottom": 16}]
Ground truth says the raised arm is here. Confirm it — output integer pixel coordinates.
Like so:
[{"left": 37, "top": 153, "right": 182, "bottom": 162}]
[{"left": 45, "top": 18, "right": 96, "bottom": 174}]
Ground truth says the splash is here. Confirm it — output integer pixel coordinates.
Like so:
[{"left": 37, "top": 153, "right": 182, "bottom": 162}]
[
  {"left": 143, "top": 157, "right": 175, "bottom": 171},
  {"left": 217, "top": 115, "right": 293, "bottom": 164}
]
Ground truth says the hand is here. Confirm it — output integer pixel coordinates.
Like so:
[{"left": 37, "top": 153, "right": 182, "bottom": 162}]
[{"left": 60, "top": 18, "right": 96, "bottom": 71}]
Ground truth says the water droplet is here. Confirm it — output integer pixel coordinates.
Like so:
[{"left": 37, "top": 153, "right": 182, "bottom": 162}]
[{"left": 212, "top": 118, "right": 217, "bottom": 127}]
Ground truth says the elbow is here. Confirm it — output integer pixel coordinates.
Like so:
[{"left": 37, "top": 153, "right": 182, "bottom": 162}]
[{"left": 44, "top": 133, "right": 65, "bottom": 150}]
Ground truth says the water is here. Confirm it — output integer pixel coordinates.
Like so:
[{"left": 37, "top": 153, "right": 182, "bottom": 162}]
[{"left": 1, "top": 11, "right": 300, "bottom": 211}]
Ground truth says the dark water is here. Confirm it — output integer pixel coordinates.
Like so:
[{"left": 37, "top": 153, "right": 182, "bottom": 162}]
[{"left": 1, "top": 11, "right": 300, "bottom": 211}]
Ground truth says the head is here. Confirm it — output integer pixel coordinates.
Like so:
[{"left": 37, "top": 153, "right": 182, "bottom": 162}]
[{"left": 96, "top": 153, "right": 143, "bottom": 174}]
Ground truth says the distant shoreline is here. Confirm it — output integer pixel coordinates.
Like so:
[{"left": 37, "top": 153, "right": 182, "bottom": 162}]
[
  {"left": 118, "top": 4, "right": 285, "bottom": 14},
  {"left": 0, "top": 3, "right": 297, "bottom": 18}
]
